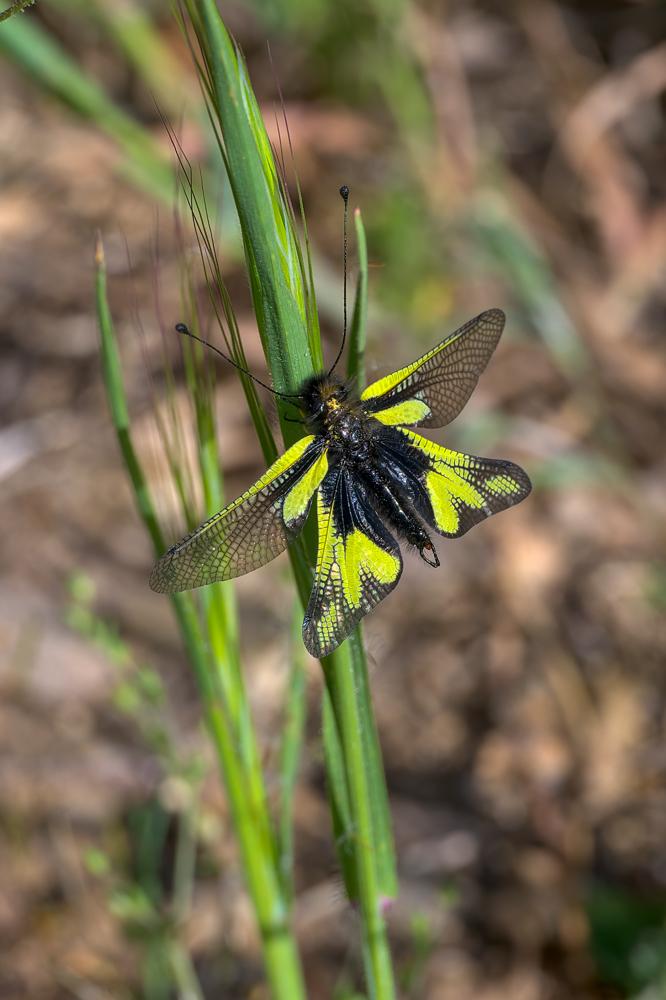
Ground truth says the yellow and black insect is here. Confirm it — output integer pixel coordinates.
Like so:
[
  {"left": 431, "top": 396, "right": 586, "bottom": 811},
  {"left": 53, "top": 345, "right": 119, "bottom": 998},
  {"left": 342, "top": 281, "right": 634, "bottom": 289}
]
[{"left": 150, "top": 304, "right": 531, "bottom": 658}]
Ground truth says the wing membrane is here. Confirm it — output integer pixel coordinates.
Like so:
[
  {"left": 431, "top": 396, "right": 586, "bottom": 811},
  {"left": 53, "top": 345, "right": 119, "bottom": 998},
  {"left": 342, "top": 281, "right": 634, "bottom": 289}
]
[
  {"left": 302, "top": 469, "right": 402, "bottom": 658},
  {"left": 386, "top": 428, "right": 531, "bottom": 538},
  {"left": 150, "top": 436, "right": 328, "bottom": 592},
  {"left": 361, "top": 308, "right": 505, "bottom": 428}
]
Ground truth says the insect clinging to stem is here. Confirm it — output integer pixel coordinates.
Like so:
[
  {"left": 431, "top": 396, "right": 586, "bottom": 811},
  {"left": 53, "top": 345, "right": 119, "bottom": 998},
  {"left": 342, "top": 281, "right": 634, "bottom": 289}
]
[{"left": 150, "top": 187, "right": 531, "bottom": 658}]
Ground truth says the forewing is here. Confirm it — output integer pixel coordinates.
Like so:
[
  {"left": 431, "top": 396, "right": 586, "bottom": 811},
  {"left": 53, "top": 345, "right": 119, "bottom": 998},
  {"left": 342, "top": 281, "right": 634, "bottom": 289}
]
[
  {"left": 389, "top": 428, "right": 531, "bottom": 538},
  {"left": 361, "top": 308, "right": 505, "bottom": 428},
  {"left": 302, "top": 469, "right": 402, "bottom": 658},
  {"left": 150, "top": 436, "right": 328, "bottom": 592}
]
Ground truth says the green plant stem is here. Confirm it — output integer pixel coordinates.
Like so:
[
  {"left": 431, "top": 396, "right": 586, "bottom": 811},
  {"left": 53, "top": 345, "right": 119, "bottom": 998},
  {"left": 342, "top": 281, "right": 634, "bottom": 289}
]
[
  {"left": 322, "top": 655, "right": 395, "bottom": 998},
  {"left": 185, "top": 0, "right": 319, "bottom": 416},
  {"left": 350, "top": 635, "right": 396, "bottom": 906},
  {"left": 277, "top": 610, "right": 308, "bottom": 903},
  {"left": 173, "top": 592, "right": 305, "bottom": 998},
  {"left": 169, "top": 942, "right": 205, "bottom": 1000},
  {"left": 48, "top": 0, "right": 192, "bottom": 118},
  {"left": 199, "top": 678, "right": 304, "bottom": 996},
  {"left": 96, "top": 239, "right": 305, "bottom": 1000},
  {"left": 183, "top": 334, "right": 284, "bottom": 902},
  {"left": 179, "top": 5, "right": 398, "bottom": 993},
  {"left": 0, "top": 16, "right": 174, "bottom": 202}
]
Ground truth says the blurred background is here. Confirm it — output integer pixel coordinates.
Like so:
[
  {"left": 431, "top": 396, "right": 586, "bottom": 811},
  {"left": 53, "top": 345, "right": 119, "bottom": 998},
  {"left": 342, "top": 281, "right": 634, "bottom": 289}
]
[{"left": 1, "top": 1, "right": 665, "bottom": 997}]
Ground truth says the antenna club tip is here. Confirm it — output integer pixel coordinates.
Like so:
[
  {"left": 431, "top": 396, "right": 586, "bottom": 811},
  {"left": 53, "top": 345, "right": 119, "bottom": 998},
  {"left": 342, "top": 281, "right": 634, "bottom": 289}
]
[
  {"left": 175, "top": 323, "right": 189, "bottom": 334},
  {"left": 339, "top": 184, "right": 349, "bottom": 201}
]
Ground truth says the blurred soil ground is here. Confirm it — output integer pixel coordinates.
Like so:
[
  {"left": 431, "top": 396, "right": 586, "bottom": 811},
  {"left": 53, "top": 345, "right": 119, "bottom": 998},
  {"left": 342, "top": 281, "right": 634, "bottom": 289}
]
[{"left": 0, "top": 2, "right": 665, "bottom": 998}]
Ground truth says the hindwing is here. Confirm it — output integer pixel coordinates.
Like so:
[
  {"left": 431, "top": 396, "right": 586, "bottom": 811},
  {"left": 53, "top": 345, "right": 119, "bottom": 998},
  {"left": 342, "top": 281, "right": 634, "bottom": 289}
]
[
  {"left": 361, "top": 308, "right": 505, "bottom": 428},
  {"left": 375, "top": 426, "right": 532, "bottom": 539},
  {"left": 302, "top": 468, "right": 403, "bottom": 658},
  {"left": 150, "top": 436, "right": 328, "bottom": 592}
]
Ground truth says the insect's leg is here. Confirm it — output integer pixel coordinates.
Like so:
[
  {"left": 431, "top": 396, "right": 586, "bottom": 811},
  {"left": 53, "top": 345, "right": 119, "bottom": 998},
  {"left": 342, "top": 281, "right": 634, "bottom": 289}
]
[{"left": 419, "top": 537, "right": 440, "bottom": 567}]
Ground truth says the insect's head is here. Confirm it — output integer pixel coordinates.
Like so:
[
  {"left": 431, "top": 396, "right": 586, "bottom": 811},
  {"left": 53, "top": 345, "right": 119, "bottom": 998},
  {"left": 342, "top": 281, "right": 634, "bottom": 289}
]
[{"left": 299, "top": 373, "right": 349, "bottom": 430}]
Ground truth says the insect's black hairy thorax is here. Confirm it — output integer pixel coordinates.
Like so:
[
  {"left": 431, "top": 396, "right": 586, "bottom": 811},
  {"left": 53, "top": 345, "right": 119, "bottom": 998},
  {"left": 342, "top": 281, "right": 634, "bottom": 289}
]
[
  {"left": 299, "top": 373, "right": 439, "bottom": 563},
  {"left": 300, "top": 373, "right": 424, "bottom": 473},
  {"left": 300, "top": 373, "right": 375, "bottom": 464}
]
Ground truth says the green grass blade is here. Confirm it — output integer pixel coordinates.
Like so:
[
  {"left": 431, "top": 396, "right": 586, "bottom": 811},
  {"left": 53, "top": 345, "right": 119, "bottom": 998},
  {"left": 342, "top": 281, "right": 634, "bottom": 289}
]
[
  {"left": 322, "top": 646, "right": 398, "bottom": 913},
  {"left": 276, "top": 609, "right": 309, "bottom": 903},
  {"left": 469, "top": 197, "right": 588, "bottom": 376},
  {"left": 175, "top": 161, "right": 279, "bottom": 466},
  {"left": 321, "top": 646, "right": 396, "bottom": 997},
  {"left": 96, "top": 236, "right": 165, "bottom": 553},
  {"left": 45, "top": 0, "right": 191, "bottom": 118},
  {"left": 184, "top": 0, "right": 314, "bottom": 404},
  {"left": 0, "top": 16, "right": 174, "bottom": 202},
  {"left": 181, "top": 6, "right": 397, "bottom": 993},
  {"left": 322, "top": 688, "right": 358, "bottom": 901},
  {"left": 348, "top": 631, "right": 397, "bottom": 904},
  {"left": 96, "top": 236, "right": 306, "bottom": 1000},
  {"left": 338, "top": 200, "right": 399, "bottom": 919}
]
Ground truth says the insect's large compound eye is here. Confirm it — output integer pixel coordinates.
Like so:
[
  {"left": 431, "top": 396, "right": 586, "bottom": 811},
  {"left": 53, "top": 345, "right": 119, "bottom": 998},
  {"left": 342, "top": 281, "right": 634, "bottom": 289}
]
[{"left": 303, "top": 399, "right": 324, "bottom": 424}]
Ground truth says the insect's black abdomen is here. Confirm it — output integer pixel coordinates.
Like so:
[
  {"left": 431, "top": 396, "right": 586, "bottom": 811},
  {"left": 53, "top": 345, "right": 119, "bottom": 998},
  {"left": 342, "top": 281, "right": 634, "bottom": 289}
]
[{"left": 359, "top": 464, "right": 433, "bottom": 554}]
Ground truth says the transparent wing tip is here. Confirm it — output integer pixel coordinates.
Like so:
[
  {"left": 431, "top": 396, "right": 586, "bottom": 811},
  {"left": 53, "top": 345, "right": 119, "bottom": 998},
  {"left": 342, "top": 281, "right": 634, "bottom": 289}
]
[{"left": 149, "top": 552, "right": 178, "bottom": 594}]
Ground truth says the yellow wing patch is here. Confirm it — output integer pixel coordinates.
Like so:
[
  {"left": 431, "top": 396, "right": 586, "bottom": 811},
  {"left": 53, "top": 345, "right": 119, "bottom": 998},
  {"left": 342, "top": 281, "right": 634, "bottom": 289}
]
[
  {"left": 283, "top": 448, "right": 328, "bottom": 526},
  {"left": 150, "top": 435, "right": 322, "bottom": 592},
  {"left": 425, "top": 462, "right": 487, "bottom": 526},
  {"left": 224, "top": 435, "right": 315, "bottom": 515},
  {"left": 485, "top": 473, "right": 523, "bottom": 496},
  {"left": 399, "top": 428, "right": 531, "bottom": 538},
  {"left": 361, "top": 341, "right": 449, "bottom": 401},
  {"left": 303, "top": 482, "right": 402, "bottom": 658},
  {"left": 426, "top": 472, "right": 462, "bottom": 533},
  {"left": 371, "top": 398, "right": 431, "bottom": 426},
  {"left": 339, "top": 530, "right": 400, "bottom": 607}
]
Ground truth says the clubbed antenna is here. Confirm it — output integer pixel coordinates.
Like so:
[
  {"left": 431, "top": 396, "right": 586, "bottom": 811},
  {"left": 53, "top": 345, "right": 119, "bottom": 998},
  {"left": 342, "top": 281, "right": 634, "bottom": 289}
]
[{"left": 175, "top": 324, "right": 304, "bottom": 400}]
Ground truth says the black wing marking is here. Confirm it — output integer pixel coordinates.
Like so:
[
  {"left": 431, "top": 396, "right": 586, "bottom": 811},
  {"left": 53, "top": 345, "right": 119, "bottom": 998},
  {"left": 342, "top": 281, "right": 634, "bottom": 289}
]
[
  {"left": 302, "top": 468, "right": 403, "bottom": 658},
  {"left": 375, "top": 426, "right": 531, "bottom": 539}
]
